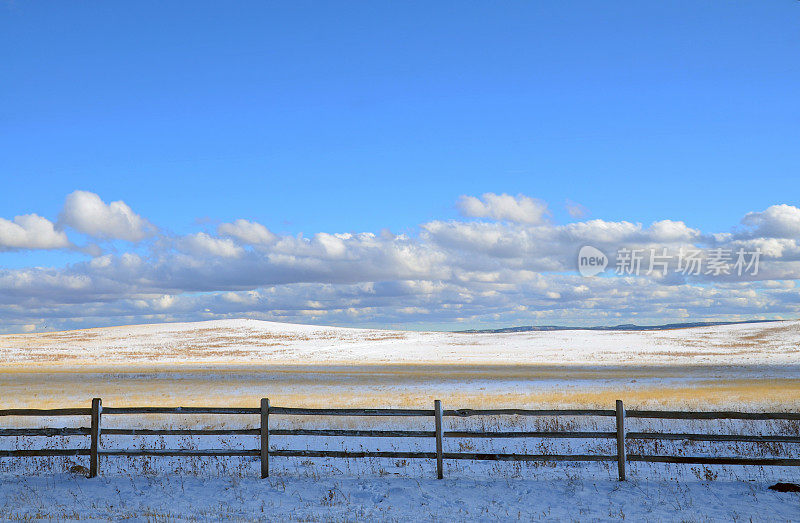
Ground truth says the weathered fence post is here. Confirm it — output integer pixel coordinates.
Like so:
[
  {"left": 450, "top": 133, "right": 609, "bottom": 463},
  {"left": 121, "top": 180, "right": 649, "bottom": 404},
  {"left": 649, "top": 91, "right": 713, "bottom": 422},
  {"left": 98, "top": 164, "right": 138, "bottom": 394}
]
[
  {"left": 434, "top": 399, "right": 443, "bottom": 479},
  {"left": 89, "top": 398, "right": 102, "bottom": 478},
  {"left": 260, "top": 398, "right": 270, "bottom": 478},
  {"left": 615, "top": 399, "right": 626, "bottom": 481}
]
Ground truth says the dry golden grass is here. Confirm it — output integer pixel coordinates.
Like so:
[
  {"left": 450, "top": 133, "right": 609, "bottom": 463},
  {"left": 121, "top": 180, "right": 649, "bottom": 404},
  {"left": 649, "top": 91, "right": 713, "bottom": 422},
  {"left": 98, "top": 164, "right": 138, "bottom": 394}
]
[
  {"left": 1, "top": 363, "right": 798, "bottom": 412},
  {"left": 644, "top": 350, "right": 754, "bottom": 357},
  {"left": 3, "top": 321, "right": 799, "bottom": 417}
]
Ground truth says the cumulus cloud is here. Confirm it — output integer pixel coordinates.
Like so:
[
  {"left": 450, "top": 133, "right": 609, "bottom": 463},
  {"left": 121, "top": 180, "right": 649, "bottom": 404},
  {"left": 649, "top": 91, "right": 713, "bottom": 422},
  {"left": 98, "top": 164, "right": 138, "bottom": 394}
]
[
  {"left": 218, "top": 219, "right": 277, "bottom": 245},
  {"left": 2, "top": 193, "right": 800, "bottom": 333},
  {"left": 560, "top": 219, "right": 642, "bottom": 244},
  {"left": 0, "top": 214, "right": 70, "bottom": 251},
  {"left": 60, "top": 191, "right": 154, "bottom": 241},
  {"left": 646, "top": 220, "right": 700, "bottom": 243},
  {"left": 457, "top": 193, "right": 549, "bottom": 224},
  {"left": 741, "top": 204, "right": 800, "bottom": 239},
  {"left": 178, "top": 233, "right": 244, "bottom": 258}
]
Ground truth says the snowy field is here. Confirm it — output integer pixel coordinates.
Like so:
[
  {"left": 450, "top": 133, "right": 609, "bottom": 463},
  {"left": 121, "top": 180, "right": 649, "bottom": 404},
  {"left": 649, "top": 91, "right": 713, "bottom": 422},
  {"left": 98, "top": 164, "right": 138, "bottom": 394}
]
[
  {"left": 1, "top": 318, "right": 800, "bottom": 411},
  {"left": 1, "top": 319, "right": 800, "bottom": 519},
  {"left": 1, "top": 415, "right": 799, "bottom": 520},
  {"left": 3, "top": 318, "right": 800, "bottom": 367},
  {"left": 2, "top": 474, "right": 799, "bottom": 520},
  {"left": 1, "top": 414, "right": 800, "bottom": 520}
]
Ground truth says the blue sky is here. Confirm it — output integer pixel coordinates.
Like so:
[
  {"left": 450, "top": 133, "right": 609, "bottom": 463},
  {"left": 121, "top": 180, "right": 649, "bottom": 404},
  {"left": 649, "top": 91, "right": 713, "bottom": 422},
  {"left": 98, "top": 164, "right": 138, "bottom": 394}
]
[{"left": 1, "top": 2, "right": 800, "bottom": 332}]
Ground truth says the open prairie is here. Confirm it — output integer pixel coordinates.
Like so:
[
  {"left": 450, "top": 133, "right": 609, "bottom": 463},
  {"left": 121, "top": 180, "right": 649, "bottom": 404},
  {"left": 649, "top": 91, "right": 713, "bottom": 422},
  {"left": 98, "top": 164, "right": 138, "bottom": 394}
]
[
  {"left": 2, "top": 319, "right": 800, "bottom": 519},
  {"left": 2, "top": 319, "right": 799, "bottom": 410}
]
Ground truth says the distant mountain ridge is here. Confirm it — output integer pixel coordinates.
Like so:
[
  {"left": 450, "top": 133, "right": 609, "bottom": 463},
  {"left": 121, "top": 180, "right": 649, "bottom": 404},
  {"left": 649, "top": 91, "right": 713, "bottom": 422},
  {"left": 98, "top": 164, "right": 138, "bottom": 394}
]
[{"left": 456, "top": 319, "right": 783, "bottom": 334}]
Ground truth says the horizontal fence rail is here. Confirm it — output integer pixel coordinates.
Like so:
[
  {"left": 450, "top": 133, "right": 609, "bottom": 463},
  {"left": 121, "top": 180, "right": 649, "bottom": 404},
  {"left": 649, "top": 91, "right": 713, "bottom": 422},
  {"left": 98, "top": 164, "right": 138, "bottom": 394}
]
[
  {"left": 0, "top": 399, "right": 798, "bottom": 480},
  {"left": 0, "top": 408, "right": 92, "bottom": 416},
  {"left": 626, "top": 410, "right": 800, "bottom": 420}
]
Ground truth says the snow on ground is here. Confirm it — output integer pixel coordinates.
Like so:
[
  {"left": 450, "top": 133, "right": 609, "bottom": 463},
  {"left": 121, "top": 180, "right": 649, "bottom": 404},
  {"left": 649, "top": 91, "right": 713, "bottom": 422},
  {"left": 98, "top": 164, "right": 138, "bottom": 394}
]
[
  {"left": 1, "top": 415, "right": 800, "bottom": 520},
  {"left": 1, "top": 320, "right": 800, "bottom": 519},
  {"left": 1, "top": 319, "right": 799, "bottom": 411},
  {"left": 1, "top": 318, "right": 799, "bottom": 366},
  {"left": 2, "top": 474, "right": 799, "bottom": 521},
  {"left": 2, "top": 416, "right": 800, "bottom": 520}
]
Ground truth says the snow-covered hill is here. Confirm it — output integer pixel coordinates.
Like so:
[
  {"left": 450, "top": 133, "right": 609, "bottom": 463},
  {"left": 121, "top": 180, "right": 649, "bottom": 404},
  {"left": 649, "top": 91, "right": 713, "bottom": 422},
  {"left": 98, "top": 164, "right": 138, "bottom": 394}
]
[{"left": 1, "top": 318, "right": 799, "bottom": 366}]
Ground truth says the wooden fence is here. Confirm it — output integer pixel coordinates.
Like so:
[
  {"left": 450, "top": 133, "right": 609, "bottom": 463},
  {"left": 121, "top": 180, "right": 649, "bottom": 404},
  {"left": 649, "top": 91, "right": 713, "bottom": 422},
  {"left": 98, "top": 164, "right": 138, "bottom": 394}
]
[{"left": 1, "top": 399, "right": 799, "bottom": 480}]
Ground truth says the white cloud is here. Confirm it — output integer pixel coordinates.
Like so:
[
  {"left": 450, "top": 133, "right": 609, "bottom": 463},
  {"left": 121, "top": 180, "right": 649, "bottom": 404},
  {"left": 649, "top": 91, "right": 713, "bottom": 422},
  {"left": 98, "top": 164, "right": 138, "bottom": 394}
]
[
  {"left": 313, "top": 233, "right": 348, "bottom": 258},
  {"left": 178, "top": 233, "right": 244, "bottom": 258},
  {"left": 561, "top": 219, "right": 642, "bottom": 244},
  {"left": 153, "top": 295, "right": 176, "bottom": 310},
  {"left": 60, "top": 190, "right": 154, "bottom": 241},
  {"left": 646, "top": 220, "right": 699, "bottom": 243},
  {"left": 218, "top": 219, "right": 277, "bottom": 245},
  {"left": 741, "top": 204, "right": 800, "bottom": 239},
  {"left": 457, "top": 193, "right": 549, "bottom": 224},
  {"left": 0, "top": 214, "right": 70, "bottom": 250},
  {"left": 4, "top": 195, "right": 800, "bottom": 332}
]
